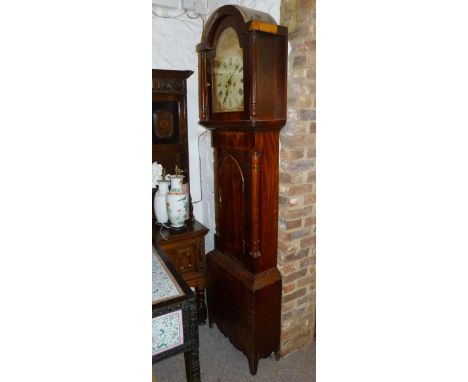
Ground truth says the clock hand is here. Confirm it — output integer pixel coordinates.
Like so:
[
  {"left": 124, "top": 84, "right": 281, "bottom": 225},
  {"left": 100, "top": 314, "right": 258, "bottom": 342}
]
[
  {"left": 222, "top": 71, "right": 234, "bottom": 105},
  {"left": 226, "top": 71, "right": 234, "bottom": 86}
]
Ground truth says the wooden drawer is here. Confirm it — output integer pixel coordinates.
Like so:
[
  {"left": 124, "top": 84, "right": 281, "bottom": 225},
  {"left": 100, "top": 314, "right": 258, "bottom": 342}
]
[{"left": 159, "top": 238, "right": 203, "bottom": 277}]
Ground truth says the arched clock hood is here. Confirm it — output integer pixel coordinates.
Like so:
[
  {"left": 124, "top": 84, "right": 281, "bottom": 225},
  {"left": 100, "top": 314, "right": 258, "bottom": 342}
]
[{"left": 197, "top": 5, "right": 287, "bottom": 128}]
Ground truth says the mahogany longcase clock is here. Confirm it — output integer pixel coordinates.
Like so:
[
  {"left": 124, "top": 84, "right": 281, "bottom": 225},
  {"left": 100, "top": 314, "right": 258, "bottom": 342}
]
[{"left": 197, "top": 5, "right": 287, "bottom": 375}]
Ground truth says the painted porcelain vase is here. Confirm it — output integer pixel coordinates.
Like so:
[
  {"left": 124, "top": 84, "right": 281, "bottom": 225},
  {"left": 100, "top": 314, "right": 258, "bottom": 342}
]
[
  {"left": 166, "top": 175, "right": 188, "bottom": 228},
  {"left": 154, "top": 180, "right": 170, "bottom": 224},
  {"left": 182, "top": 183, "right": 190, "bottom": 220}
]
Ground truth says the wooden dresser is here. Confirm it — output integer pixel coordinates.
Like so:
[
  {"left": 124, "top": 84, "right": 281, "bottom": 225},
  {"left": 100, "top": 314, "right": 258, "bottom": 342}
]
[{"left": 152, "top": 69, "right": 209, "bottom": 325}]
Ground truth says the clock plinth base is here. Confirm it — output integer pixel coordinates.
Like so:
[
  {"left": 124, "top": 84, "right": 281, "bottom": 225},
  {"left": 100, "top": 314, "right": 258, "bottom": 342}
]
[{"left": 206, "top": 249, "right": 281, "bottom": 376}]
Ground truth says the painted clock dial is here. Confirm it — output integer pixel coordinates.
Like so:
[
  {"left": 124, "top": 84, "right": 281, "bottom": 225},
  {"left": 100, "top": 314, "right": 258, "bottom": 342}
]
[{"left": 212, "top": 27, "right": 244, "bottom": 113}]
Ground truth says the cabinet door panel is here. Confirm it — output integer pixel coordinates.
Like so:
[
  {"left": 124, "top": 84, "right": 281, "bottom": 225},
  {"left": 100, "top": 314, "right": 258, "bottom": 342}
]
[
  {"left": 216, "top": 149, "right": 251, "bottom": 268},
  {"left": 162, "top": 242, "right": 199, "bottom": 277}
]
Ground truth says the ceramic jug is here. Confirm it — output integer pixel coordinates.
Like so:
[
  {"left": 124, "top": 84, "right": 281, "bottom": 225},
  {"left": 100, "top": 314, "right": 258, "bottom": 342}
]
[
  {"left": 154, "top": 180, "right": 169, "bottom": 224},
  {"left": 166, "top": 175, "right": 188, "bottom": 228}
]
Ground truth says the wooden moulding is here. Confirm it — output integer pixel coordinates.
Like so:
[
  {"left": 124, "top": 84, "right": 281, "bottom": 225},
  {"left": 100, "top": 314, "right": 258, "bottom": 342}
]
[
  {"left": 248, "top": 20, "right": 277, "bottom": 34},
  {"left": 208, "top": 249, "right": 281, "bottom": 291},
  {"left": 152, "top": 69, "right": 193, "bottom": 95}
]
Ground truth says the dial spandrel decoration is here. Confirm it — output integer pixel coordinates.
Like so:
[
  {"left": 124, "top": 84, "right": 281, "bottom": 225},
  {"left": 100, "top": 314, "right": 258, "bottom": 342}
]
[{"left": 212, "top": 27, "right": 244, "bottom": 113}]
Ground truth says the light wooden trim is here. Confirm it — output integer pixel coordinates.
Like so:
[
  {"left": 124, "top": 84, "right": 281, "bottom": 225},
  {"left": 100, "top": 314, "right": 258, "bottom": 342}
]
[{"left": 249, "top": 20, "right": 278, "bottom": 34}]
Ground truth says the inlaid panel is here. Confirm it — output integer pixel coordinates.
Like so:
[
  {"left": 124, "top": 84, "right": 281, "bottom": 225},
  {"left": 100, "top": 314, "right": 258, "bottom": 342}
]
[
  {"left": 152, "top": 101, "right": 180, "bottom": 144},
  {"left": 163, "top": 243, "right": 199, "bottom": 276}
]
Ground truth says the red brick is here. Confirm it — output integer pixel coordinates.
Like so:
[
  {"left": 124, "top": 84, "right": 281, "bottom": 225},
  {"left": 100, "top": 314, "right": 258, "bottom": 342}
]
[
  {"left": 280, "top": 147, "right": 305, "bottom": 161},
  {"left": 283, "top": 282, "right": 296, "bottom": 294},
  {"left": 278, "top": 196, "right": 288, "bottom": 205},
  {"left": 280, "top": 134, "right": 315, "bottom": 149},
  {"left": 279, "top": 172, "right": 291, "bottom": 184},
  {"left": 285, "top": 248, "right": 309, "bottom": 262},
  {"left": 288, "top": 183, "right": 313, "bottom": 195},
  {"left": 289, "top": 195, "right": 305, "bottom": 208},
  {"left": 282, "top": 287, "right": 306, "bottom": 303},
  {"left": 300, "top": 257, "right": 313, "bottom": 268},
  {"left": 281, "top": 332, "right": 312, "bottom": 356},
  {"left": 283, "top": 268, "right": 307, "bottom": 284},
  {"left": 300, "top": 236, "right": 315, "bottom": 249},
  {"left": 281, "top": 206, "right": 313, "bottom": 219},
  {"left": 304, "top": 216, "right": 314, "bottom": 226},
  {"left": 287, "top": 227, "right": 312, "bottom": 241},
  {"left": 293, "top": 55, "right": 307, "bottom": 67},
  {"left": 281, "top": 321, "right": 310, "bottom": 340},
  {"left": 306, "top": 172, "right": 315, "bottom": 182},
  {"left": 282, "top": 262, "right": 298, "bottom": 274},
  {"left": 296, "top": 40, "right": 315, "bottom": 53},
  {"left": 282, "top": 306, "right": 305, "bottom": 322},
  {"left": 286, "top": 219, "right": 302, "bottom": 230},
  {"left": 304, "top": 193, "right": 315, "bottom": 205},
  {"left": 297, "top": 295, "right": 314, "bottom": 306},
  {"left": 297, "top": 275, "right": 314, "bottom": 288},
  {"left": 298, "top": 109, "right": 315, "bottom": 121},
  {"left": 298, "top": 95, "right": 313, "bottom": 109},
  {"left": 277, "top": 240, "right": 299, "bottom": 255},
  {"left": 281, "top": 158, "right": 314, "bottom": 172}
]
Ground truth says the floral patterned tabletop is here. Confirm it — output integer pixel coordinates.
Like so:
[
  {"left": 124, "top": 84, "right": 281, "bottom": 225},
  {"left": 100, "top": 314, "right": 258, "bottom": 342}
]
[
  {"left": 152, "top": 247, "right": 183, "bottom": 304},
  {"left": 152, "top": 247, "right": 185, "bottom": 356}
]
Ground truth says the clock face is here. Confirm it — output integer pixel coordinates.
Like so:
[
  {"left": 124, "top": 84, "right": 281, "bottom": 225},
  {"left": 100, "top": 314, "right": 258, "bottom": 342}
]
[{"left": 212, "top": 27, "right": 244, "bottom": 113}]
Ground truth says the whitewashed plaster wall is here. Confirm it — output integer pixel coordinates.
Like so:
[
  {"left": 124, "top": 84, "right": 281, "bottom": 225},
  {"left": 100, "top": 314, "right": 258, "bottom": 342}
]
[{"left": 153, "top": 0, "right": 280, "bottom": 251}]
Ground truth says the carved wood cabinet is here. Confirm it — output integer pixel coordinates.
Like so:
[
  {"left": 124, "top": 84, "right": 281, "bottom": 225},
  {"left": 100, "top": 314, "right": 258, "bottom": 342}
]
[
  {"left": 152, "top": 69, "right": 192, "bottom": 182},
  {"left": 152, "top": 69, "right": 208, "bottom": 325},
  {"left": 197, "top": 5, "right": 287, "bottom": 375},
  {"left": 153, "top": 221, "right": 209, "bottom": 325}
]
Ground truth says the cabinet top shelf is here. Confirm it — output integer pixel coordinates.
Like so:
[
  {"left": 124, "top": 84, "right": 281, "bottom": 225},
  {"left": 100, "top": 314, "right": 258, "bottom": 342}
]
[
  {"left": 153, "top": 219, "right": 209, "bottom": 244},
  {"left": 152, "top": 69, "right": 193, "bottom": 79}
]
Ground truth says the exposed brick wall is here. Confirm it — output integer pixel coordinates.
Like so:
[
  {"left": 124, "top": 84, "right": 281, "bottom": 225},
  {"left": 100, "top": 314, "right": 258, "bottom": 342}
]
[{"left": 278, "top": 0, "right": 316, "bottom": 357}]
